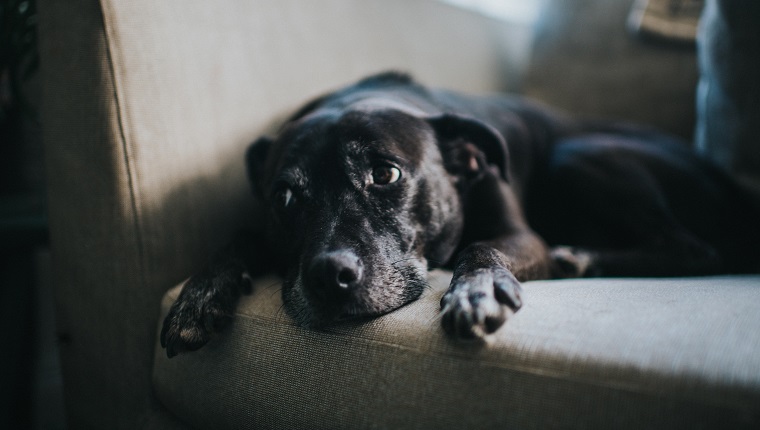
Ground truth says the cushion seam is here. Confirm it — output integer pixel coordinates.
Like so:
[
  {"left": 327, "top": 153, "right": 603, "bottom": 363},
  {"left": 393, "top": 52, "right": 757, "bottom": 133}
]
[{"left": 98, "top": 0, "right": 148, "bottom": 291}]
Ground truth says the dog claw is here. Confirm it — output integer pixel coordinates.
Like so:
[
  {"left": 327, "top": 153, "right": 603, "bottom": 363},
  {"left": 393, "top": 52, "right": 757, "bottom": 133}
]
[
  {"left": 494, "top": 278, "right": 522, "bottom": 311},
  {"left": 440, "top": 267, "right": 522, "bottom": 339}
]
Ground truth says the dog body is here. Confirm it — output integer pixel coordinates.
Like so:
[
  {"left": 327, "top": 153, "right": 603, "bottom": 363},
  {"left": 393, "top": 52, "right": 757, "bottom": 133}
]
[{"left": 161, "top": 72, "right": 760, "bottom": 357}]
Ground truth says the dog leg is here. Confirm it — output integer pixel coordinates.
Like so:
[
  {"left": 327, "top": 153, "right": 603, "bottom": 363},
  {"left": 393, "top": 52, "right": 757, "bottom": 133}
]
[
  {"left": 440, "top": 169, "right": 555, "bottom": 339},
  {"left": 552, "top": 231, "right": 726, "bottom": 277},
  {"left": 160, "top": 231, "right": 271, "bottom": 358},
  {"left": 440, "top": 230, "right": 551, "bottom": 339}
]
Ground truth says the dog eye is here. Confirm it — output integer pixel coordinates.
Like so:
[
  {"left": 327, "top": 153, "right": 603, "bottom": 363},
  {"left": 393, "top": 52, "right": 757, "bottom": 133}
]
[
  {"left": 276, "top": 187, "right": 294, "bottom": 207},
  {"left": 371, "top": 166, "right": 401, "bottom": 185}
]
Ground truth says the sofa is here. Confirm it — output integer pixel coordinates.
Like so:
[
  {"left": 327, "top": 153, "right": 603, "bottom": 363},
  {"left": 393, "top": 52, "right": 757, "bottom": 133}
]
[{"left": 39, "top": 0, "right": 760, "bottom": 428}]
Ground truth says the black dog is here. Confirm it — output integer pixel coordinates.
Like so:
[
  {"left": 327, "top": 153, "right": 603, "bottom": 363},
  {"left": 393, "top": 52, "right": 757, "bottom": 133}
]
[{"left": 161, "top": 72, "right": 760, "bottom": 357}]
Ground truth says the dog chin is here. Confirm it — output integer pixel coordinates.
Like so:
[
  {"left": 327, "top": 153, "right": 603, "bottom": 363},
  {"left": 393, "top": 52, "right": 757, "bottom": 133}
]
[
  {"left": 302, "top": 301, "right": 409, "bottom": 330},
  {"left": 280, "top": 277, "right": 340, "bottom": 329},
  {"left": 282, "top": 280, "right": 421, "bottom": 330},
  {"left": 282, "top": 288, "right": 394, "bottom": 329}
]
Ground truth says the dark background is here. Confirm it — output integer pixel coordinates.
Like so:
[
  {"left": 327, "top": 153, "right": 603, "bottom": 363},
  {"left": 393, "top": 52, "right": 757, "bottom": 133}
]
[{"left": 1, "top": 0, "right": 65, "bottom": 428}]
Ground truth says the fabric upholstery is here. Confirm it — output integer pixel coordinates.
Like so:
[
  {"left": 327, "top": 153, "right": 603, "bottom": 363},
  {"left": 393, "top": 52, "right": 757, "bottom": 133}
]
[
  {"left": 154, "top": 273, "right": 760, "bottom": 429},
  {"left": 39, "top": 0, "right": 532, "bottom": 427}
]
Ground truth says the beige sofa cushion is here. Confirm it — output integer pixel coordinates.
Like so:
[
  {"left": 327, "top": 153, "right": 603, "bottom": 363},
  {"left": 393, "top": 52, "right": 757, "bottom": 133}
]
[{"left": 154, "top": 273, "right": 760, "bottom": 429}]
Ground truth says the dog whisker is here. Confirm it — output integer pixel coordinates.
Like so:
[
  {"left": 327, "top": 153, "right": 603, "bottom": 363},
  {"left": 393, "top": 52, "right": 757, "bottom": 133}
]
[
  {"left": 263, "top": 281, "right": 281, "bottom": 290},
  {"left": 273, "top": 303, "right": 288, "bottom": 323},
  {"left": 390, "top": 257, "right": 418, "bottom": 266},
  {"left": 268, "top": 285, "right": 283, "bottom": 299}
]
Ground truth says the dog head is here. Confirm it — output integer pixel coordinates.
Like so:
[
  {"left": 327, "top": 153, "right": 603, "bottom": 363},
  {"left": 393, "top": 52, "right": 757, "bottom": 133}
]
[{"left": 246, "top": 74, "right": 508, "bottom": 327}]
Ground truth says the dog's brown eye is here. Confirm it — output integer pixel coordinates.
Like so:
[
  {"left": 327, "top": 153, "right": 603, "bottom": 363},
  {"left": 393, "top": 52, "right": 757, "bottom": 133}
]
[{"left": 371, "top": 166, "right": 401, "bottom": 185}]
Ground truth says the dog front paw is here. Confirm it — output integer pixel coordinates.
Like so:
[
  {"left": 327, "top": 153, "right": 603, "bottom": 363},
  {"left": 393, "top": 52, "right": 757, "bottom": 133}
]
[
  {"left": 440, "top": 267, "right": 522, "bottom": 340},
  {"left": 160, "top": 273, "right": 245, "bottom": 358}
]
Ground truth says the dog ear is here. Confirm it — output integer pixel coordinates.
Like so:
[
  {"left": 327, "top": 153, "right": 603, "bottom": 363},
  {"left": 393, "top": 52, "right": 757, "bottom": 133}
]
[
  {"left": 427, "top": 114, "right": 509, "bottom": 182},
  {"left": 245, "top": 136, "right": 273, "bottom": 197}
]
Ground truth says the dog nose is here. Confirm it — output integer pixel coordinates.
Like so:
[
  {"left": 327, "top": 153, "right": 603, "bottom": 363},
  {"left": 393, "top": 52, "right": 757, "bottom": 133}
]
[{"left": 309, "top": 250, "right": 363, "bottom": 293}]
